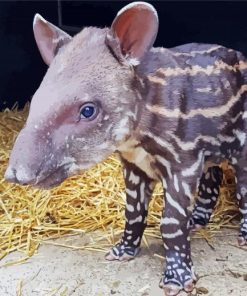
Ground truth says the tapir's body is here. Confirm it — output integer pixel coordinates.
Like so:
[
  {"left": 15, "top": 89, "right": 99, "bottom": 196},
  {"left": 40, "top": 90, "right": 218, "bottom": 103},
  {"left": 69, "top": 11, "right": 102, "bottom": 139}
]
[
  {"left": 115, "top": 42, "right": 247, "bottom": 294},
  {"left": 4, "top": 2, "right": 247, "bottom": 296},
  {"left": 123, "top": 43, "right": 247, "bottom": 177}
]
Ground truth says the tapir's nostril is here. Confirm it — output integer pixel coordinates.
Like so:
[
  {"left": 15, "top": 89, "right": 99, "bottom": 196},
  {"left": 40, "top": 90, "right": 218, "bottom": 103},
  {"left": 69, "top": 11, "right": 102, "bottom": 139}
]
[
  {"left": 15, "top": 169, "right": 36, "bottom": 185},
  {"left": 4, "top": 166, "right": 17, "bottom": 183},
  {"left": 4, "top": 166, "right": 36, "bottom": 185}
]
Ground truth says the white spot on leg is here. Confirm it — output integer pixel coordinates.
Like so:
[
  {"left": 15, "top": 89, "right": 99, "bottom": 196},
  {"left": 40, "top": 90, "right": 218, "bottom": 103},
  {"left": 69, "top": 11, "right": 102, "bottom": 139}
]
[
  {"left": 129, "top": 171, "right": 140, "bottom": 185},
  {"left": 177, "top": 269, "right": 185, "bottom": 276},
  {"left": 196, "top": 206, "right": 213, "bottom": 213},
  {"left": 137, "top": 202, "right": 141, "bottom": 211},
  {"left": 237, "top": 193, "right": 242, "bottom": 201},
  {"left": 197, "top": 196, "right": 212, "bottom": 204},
  {"left": 240, "top": 208, "right": 247, "bottom": 214},
  {"left": 163, "top": 243, "right": 169, "bottom": 250},
  {"left": 160, "top": 217, "right": 179, "bottom": 225},
  {"left": 129, "top": 215, "right": 143, "bottom": 225},
  {"left": 125, "top": 229, "right": 133, "bottom": 234},
  {"left": 162, "top": 229, "right": 183, "bottom": 239},
  {"left": 213, "top": 188, "right": 219, "bottom": 195},
  {"left": 126, "top": 188, "right": 137, "bottom": 199},
  {"left": 126, "top": 203, "right": 135, "bottom": 212},
  {"left": 133, "top": 237, "right": 140, "bottom": 246},
  {"left": 241, "top": 187, "right": 247, "bottom": 196},
  {"left": 173, "top": 174, "right": 179, "bottom": 192}
]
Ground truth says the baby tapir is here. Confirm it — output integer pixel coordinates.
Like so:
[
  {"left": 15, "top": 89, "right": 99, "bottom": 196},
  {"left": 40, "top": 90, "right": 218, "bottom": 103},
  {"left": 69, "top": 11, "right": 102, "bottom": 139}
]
[{"left": 4, "top": 1, "right": 247, "bottom": 295}]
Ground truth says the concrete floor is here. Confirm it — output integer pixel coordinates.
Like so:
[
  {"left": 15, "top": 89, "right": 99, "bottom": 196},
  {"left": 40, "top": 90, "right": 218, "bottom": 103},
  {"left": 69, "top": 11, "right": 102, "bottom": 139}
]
[{"left": 0, "top": 229, "right": 247, "bottom": 296}]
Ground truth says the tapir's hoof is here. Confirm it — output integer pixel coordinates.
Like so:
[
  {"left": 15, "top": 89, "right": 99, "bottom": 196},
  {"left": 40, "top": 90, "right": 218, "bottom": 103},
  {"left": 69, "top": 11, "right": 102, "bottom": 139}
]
[
  {"left": 163, "top": 285, "right": 181, "bottom": 296},
  {"left": 238, "top": 236, "right": 247, "bottom": 246},
  {"left": 105, "top": 251, "right": 135, "bottom": 261},
  {"left": 160, "top": 263, "right": 197, "bottom": 296},
  {"left": 162, "top": 279, "right": 194, "bottom": 296},
  {"left": 184, "top": 279, "right": 194, "bottom": 292},
  {"left": 105, "top": 242, "right": 140, "bottom": 261},
  {"left": 189, "top": 217, "right": 206, "bottom": 232},
  {"left": 191, "top": 224, "right": 204, "bottom": 232}
]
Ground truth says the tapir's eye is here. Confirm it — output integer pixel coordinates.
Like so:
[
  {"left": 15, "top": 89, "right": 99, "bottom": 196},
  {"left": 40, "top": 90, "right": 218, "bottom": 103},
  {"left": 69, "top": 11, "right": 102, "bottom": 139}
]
[{"left": 79, "top": 103, "right": 98, "bottom": 120}]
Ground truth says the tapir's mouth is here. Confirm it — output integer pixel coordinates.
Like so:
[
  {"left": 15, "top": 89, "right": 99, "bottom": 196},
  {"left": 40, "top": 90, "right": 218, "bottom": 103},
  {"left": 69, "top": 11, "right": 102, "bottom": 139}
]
[
  {"left": 34, "top": 163, "right": 72, "bottom": 189},
  {"left": 35, "top": 177, "right": 66, "bottom": 189}
]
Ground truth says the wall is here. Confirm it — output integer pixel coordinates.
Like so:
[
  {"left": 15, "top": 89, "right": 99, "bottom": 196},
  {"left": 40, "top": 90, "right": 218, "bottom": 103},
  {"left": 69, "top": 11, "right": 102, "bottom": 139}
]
[{"left": 1, "top": 1, "right": 247, "bottom": 110}]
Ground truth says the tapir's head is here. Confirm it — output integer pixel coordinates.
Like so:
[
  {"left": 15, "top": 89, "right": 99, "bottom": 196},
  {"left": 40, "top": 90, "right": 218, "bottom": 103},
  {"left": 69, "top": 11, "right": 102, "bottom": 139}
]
[{"left": 4, "top": 2, "right": 158, "bottom": 188}]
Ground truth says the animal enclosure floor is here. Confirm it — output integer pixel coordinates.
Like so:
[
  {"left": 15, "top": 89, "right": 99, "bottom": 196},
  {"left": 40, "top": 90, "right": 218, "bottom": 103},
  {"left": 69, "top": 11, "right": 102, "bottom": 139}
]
[{"left": 0, "top": 229, "right": 246, "bottom": 296}]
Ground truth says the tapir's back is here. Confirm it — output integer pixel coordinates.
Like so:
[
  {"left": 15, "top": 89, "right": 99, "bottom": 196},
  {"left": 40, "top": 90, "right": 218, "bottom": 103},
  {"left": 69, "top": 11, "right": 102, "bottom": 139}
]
[
  {"left": 137, "top": 43, "right": 247, "bottom": 162},
  {"left": 168, "top": 43, "right": 247, "bottom": 110}
]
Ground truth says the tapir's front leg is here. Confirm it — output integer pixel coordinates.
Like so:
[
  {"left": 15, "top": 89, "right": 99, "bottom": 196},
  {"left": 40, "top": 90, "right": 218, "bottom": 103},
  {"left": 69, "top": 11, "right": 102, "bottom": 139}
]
[
  {"left": 105, "top": 159, "right": 156, "bottom": 261},
  {"left": 160, "top": 174, "right": 197, "bottom": 296}
]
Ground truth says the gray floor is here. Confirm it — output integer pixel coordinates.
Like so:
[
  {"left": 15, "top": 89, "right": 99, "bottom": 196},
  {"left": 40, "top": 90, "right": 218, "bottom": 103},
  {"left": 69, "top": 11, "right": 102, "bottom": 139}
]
[{"left": 0, "top": 229, "right": 247, "bottom": 296}]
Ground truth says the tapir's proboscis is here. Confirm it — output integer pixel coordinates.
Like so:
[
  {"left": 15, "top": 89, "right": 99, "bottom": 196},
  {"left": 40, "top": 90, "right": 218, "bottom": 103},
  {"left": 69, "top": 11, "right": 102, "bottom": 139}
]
[{"left": 4, "top": 2, "right": 247, "bottom": 295}]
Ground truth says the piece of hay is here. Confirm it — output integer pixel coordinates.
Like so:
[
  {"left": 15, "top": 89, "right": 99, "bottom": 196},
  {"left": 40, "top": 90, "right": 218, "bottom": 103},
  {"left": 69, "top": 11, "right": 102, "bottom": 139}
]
[{"left": 0, "top": 105, "right": 239, "bottom": 260}]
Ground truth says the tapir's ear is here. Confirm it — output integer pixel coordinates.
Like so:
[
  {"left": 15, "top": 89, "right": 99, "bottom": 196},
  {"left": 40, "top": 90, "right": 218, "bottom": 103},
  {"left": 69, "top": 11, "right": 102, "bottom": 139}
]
[
  {"left": 33, "top": 14, "right": 72, "bottom": 66},
  {"left": 106, "top": 2, "right": 158, "bottom": 66}
]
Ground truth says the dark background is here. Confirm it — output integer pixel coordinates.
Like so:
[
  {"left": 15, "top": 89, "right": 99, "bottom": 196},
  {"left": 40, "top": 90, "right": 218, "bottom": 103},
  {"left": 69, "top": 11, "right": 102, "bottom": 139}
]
[{"left": 1, "top": 0, "right": 247, "bottom": 110}]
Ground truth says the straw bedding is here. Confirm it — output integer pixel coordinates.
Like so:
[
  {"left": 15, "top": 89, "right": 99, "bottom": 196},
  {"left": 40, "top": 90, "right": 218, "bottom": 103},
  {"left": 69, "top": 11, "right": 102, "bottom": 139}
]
[{"left": 0, "top": 105, "right": 239, "bottom": 261}]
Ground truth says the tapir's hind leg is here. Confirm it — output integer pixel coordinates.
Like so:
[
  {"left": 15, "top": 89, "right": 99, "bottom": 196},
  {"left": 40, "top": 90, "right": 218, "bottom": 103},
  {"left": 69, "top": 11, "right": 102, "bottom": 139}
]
[
  {"left": 234, "top": 163, "right": 247, "bottom": 245},
  {"left": 105, "top": 159, "right": 156, "bottom": 261},
  {"left": 190, "top": 165, "right": 223, "bottom": 230}
]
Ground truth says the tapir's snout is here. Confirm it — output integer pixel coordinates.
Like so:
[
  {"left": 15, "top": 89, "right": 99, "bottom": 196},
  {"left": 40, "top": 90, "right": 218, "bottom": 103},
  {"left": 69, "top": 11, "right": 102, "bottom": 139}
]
[
  {"left": 4, "top": 129, "right": 42, "bottom": 186},
  {"left": 4, "top": 165, "right": 37, "bottom": 186},
  {"left": 4, "top": 150, "right": 47, "bottom": 187},
  {"left": 4, "top": 125, "right": 69, "bottom": 189},
  {"left": 4, "top": 151, "right": 70, "bottom": 189},
  {"left": 4, "top": 161, "right": 68, "bottom": 189}
]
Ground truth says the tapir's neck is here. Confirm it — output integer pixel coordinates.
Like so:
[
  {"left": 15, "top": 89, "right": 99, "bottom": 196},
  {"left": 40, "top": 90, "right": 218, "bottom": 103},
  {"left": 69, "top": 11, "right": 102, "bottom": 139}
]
[
  {"left": 117, "top": 47, "right": 178, "bottom": 179},
  {"left": 133, "top": 47, "right": 179, "bottom": 139},
  {"left": 118, "top": 42, "right": 247, "bottom": 180},
  {"left": 136, "top": 47, "right": 177, "bottom": 77}
]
